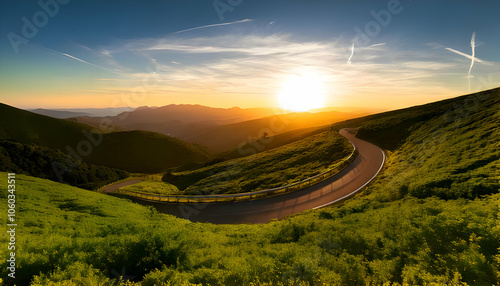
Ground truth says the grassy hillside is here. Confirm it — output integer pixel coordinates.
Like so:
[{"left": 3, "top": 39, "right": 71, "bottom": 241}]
[
  {"left": 330, "top": 88, "right": 500, "bottom": 151},
  {"left": 1, "top": 88, "right": 499, "bottom": 285},
  {"left": 1, "top": 176, "right": 498, "bottom": 285},
  {"left": 121, "top": 181, "right": 181, "bottom": 195},
  {"left": 0, "top": 103, "right": 212, "bottom": 172},
  {"left": 362, "top": 90, "right": 500, "bottom": 202},
  {"left": 222, "top": 125, "right": 329, "bottom": 159},
  {"left": 164, "top": 130, "right": 353, "bottom": 195}
]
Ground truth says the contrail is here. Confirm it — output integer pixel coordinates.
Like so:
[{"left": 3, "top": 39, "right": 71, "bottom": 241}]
[
  {"left": 347, "top": 42, "right": 354, "bottom": 65},
  {"left": 30, "top": 43, "right": 125, "bottom": 75},
  {"left": 445, "top": 47, "right": 486, "bottom": 63},
  {"left": 468, "top": 31, "right": 475, "bottom": 91},
  {"left": 169, "top": 19, "right": 253, "bottom": 35},
  {"left": 368, "top": 43, "right": 386, "bottom": 48},
  {"left": 468, "top": 31, "right": 476, "bottom": 76}
]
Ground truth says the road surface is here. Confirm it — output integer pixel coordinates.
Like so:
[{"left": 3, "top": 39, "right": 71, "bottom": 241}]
[
  {"left": 101, "top": 178, "right": 144, "bottom": 193},
  {"left": 111, "top": 128, "right": 385, "bottom": 224}
]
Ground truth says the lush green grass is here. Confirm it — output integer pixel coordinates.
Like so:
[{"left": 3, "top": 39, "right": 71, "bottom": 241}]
[
  {"left": 164, "top": 131, "right": 353, "bottom": 195},
  {"left": 357, "top": 88, "right": 500, "bottom": 201},
  {"left": 1, "top": 88, "right": 499, "bottom": 285},
  {"left": 121, "top": 181, "right": 181, "bottom": 195},
  {"left": 221, "top": 125, "right": 328, "bottom": 160},
  {"left": 0, "top": 103, "right": 213, "bottom": 173},
  {"left": 0, "top": 173, "right": 498, "bottom": 285}
]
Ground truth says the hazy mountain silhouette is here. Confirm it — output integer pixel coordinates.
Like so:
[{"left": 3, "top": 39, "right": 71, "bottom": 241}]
[
  {"left": 29, "top": 109, "right": 92, "bottom": 119},
  {"left": 71, "top": 104, "right": 362, "bottom": 153},
  {"left": 30, "top": 107, "right": 135, "bottom": 118}
]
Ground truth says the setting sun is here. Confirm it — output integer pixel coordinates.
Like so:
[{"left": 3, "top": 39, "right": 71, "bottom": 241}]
[{"left": 278, "top": 70, "right": 326, "bottom": 112}]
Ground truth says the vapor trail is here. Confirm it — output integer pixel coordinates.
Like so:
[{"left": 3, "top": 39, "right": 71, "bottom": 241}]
[
  {"left": 445, "top": 47, "right": 485, "bottom": 63},
  {"left": 170, "top": 19, "right": 253, "bottom": 35},
  {"left": 347, "top": 42, "right": 354, "bottom": 65},
  {"left": 31, "top": 43, "right": 125, "bottom": 76},
  {"left": 468, "top": 32, "right": 476, "bottom": 76},
  {"left": 468, "top": 31, "right": 476, "bottom": 91}
]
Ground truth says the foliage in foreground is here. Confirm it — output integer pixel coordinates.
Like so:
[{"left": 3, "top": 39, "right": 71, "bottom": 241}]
[{"left": 0, "top": 173, "right": 498, "bottom": 286}]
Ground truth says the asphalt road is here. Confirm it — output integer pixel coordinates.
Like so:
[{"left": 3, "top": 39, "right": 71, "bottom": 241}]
[
  {"left": 115, "top": 128, "right": 385, "bottom": 224},
  {"left": 101, "top": 178, "right": 144, "bottom": 193}
]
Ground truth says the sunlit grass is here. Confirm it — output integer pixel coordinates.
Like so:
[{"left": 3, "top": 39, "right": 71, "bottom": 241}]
[
  {"left": 121, "top": 180, "right": 181, "bottom": 195},
  {"left": 165, "top": 131, "right": 353, "bottom": 195}
]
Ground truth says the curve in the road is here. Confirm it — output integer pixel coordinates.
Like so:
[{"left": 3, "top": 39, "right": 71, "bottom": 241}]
[
  {"left": 101, "top": 178, "right": 144, "bottom": 193},
  {"left": 111, "top": 128, "right": 385, "bottom": 224}
]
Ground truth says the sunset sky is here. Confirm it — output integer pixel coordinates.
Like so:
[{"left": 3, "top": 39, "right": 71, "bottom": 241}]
[{"left": 1, "top": 0, "right": 499, "bottom": 111}]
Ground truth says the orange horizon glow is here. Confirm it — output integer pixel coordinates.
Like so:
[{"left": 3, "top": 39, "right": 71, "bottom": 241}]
[{"left": 1, "top": 88, "right": 464, "bottom": 114}]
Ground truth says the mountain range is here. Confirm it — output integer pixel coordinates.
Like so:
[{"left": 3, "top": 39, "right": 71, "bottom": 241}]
[
  {"left": 69, "top": 104, "right": 365, "bottom": 153},
  {"left": 29, "top": 107, "right": 135, "bottom": 118}
]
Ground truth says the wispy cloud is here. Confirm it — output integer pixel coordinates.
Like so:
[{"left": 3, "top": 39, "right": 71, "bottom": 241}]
[
  {"left": 106, "top": 34, "right": 470, "bottom": 105},
  {"left": 139, "top": 34, "right": 325, "bottom": 56},
  {"left": 57, "top": 32, "right": 500, "bottom": 109}
]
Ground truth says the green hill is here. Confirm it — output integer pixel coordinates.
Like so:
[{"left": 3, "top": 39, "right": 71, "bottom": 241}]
[
  {"left": 0, "top": 103, "right": 212, "bottom": 172},
  {"left": 221, "top": 125, "right": 329, "bottom": 159},
  {"left": 164, "top": 130, "right": 353, "bottom": 195},
  {"left": 341, "top": 88, "right": 500, "bottom": 201},
  {"left": 0, "top": 88, "right": 499, "bottom": 285},
  {"left": 330, "top": 88, "right": 500, "bottom": 151}
]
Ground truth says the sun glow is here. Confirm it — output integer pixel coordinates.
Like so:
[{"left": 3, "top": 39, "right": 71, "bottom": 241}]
[{"left": 278, "top": 70, "right": 326, "bottom": 112}]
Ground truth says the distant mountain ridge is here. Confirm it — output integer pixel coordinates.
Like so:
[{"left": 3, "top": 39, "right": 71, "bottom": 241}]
[
  {"left": 72, "top": 104, "right": 280, "bottom": 131},
  {"left": 71, "top": 104, "right": 362, "bottom": 153},
  {"left": 29, "top": 109, "right": 92, "bottom": 119},
  {"left": 114, "top": 104, "right": 280, "bottom": 124},
  {"left": 29, "top": 107, "right": 135, "bottom": 118},
  {"left": 184, "top": 110, "right": 358, "bottom": 152}
]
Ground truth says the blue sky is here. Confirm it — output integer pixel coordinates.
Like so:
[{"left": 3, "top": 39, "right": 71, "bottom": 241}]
[{"left": 1, "top": 0, "right": 499, "bottom": 110}]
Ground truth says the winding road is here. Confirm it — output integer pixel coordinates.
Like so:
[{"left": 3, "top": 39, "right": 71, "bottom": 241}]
[
  {"left": 109, "top": 128, "right": 385, "bottom": 224},
  {"left": 101, "top": 178, "right": 144, "bottom": 193}
]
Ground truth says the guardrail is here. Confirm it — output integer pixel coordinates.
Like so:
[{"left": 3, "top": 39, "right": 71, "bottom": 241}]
[{"left": 117, "top": 144, "right": 358, "bottom": 203}]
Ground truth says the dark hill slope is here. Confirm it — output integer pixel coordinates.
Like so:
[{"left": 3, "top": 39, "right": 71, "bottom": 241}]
[{"left": 0, "top": 103, "right": 212, "bottom": 172}]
